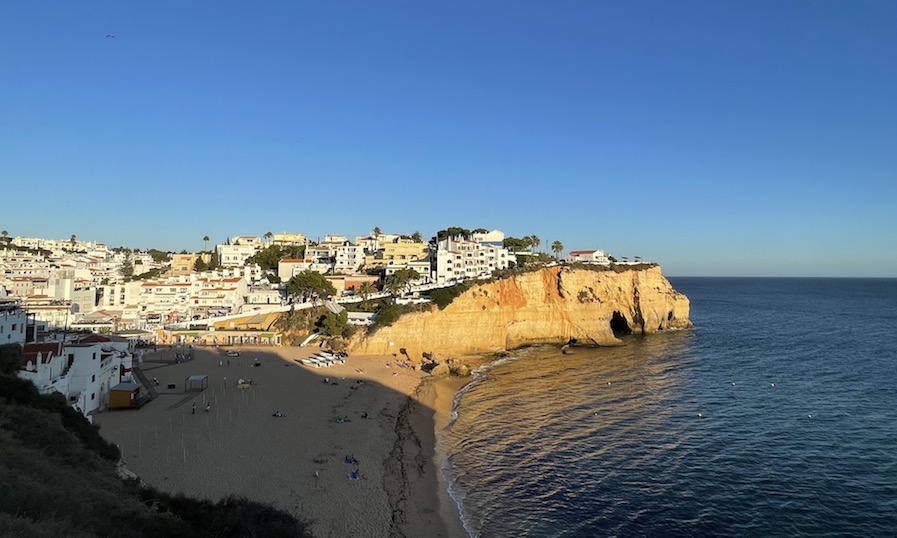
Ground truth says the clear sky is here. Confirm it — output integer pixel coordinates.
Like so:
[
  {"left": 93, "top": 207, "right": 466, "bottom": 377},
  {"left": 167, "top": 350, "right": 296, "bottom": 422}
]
[{"left": 2, "top": 1, "right": 895, "bottom": 277}]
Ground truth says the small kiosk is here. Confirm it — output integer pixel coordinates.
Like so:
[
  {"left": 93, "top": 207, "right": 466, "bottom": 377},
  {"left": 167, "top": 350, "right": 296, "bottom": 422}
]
[
  {"left": 184, "top": 374, "right": 209, "bottom": 392},
  {"left": 108, "top": 382, "right": 147, "bottom": 409}
]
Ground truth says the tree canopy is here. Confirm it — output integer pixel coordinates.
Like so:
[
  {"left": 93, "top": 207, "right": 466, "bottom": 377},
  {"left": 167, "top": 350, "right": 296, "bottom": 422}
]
[
  {"left": 503, "top": 236, "right": 531, "bottom": 251},
  {"left": 287, "top": 271, "right": 336, "bottom": 302},
  {"left": 247, "top": 245, "right": 306, "bottom": 273},
  {"left": 434, "top": 227, "right": 473, "bottom": 243},
  {"left": 317, "top": 310, "right": 350, "bottom": 337},
  {"left": 384, "top": 268, "right": 421, "bottom": 296},
  {"left": 119, "top": 253, "right": 134, "bottom": 278},
  {"left": 551, "top": 240, "right": 564, "bottom": 257},
  {"left": 147, "top": 249, "right": 170, "bottom": 262}
]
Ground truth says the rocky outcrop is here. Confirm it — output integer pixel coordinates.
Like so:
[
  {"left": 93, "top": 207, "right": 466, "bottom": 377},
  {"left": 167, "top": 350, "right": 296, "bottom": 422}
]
[{"left": 349, "top": 265, "right": 691, "bottom": 361}]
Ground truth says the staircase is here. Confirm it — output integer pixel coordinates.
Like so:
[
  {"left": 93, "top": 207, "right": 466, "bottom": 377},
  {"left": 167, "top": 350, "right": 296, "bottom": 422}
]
[{"left": 132, "top": 367, "right": 159, "bottom": 400}]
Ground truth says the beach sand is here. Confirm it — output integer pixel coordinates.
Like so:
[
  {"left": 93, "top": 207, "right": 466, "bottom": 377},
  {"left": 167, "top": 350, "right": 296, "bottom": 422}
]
[{"left": 93, "top": 346, "right": 469, "bottom": 538}]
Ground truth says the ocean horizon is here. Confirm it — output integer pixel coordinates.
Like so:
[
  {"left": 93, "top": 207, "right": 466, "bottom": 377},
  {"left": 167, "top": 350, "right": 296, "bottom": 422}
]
[{"left": 441, "top": 277, "right": 897, "bottom": 537}]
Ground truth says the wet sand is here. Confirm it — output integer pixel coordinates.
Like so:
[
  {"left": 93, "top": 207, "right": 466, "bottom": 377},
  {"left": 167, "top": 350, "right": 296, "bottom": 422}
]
[{"left": 94, "top": 346, "right": 468, "bottom": 538}]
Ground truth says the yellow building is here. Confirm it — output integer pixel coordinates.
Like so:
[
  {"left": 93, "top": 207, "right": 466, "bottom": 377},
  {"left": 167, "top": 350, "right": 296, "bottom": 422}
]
[
  {"left": 380, "top": 239, "right": 428, "bottom": 264},
  {"left": 273, "top": 233, "right": 309, "bottom": 246},
  {"left": 170, "top": 254, "right": 199, "bottom": 275},
  {"left": 170, "top": 253, "right": 212, "bottom": 275}
]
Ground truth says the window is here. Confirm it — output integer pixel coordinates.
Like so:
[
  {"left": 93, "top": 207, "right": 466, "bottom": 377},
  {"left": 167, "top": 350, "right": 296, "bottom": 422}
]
[
  {"left": 91, "top": 374, "right": 96, "bottom": 382},
  {"left": 91, "top": 393, "right": 95, "bottom": 400}
]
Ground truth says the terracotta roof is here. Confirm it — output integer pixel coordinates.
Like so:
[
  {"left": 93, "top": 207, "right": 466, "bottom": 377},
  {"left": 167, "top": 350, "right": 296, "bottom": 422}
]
[{"left": 22, "top": 342, "right": 63, "bottom": 367}]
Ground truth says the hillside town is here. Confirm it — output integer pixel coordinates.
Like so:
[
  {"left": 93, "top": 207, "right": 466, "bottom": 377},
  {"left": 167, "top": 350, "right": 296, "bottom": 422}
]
[
  {"left": 1, "top": 229, "right": 619, "bottom": 333},
  {"left": 0, "top": 228, "right": 620, "bottom": 420}
]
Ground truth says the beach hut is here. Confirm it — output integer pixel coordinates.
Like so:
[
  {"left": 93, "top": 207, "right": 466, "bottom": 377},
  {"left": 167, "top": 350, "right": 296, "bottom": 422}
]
[
  {"left": 108, "top": 382, "right": 145, "bottom": 409},
  {"left": 184, "top": 374, "right": 208, "bottom": 392}
]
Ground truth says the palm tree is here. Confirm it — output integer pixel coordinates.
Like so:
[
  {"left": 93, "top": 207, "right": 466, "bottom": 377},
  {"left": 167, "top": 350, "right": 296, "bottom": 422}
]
[
  {"left": 373, "top": 226, "right": 382, "bottom": 237},
  {"left": 70, "top": 234, "right": 77, "bottom": 247},
  {"left": 529, "top": 235, "right": 541, "bottom": 254},
  {"left": 264, "top": 231, "right": 273, "bottom": 245},
  {"left": 202, "top": 236, "right": 210, "bottom": 251},
  {"left": 358, "top": 281, "right": 376, "bottom": 302},
  {"left": 385, "top": 275, "right": 404, "bottom": 297},
  {"left": 551, "top": 241, "right": 564, "bottom": 258},
  {"left": 1, "top": 230, "right": 8, "bottom": 242}
]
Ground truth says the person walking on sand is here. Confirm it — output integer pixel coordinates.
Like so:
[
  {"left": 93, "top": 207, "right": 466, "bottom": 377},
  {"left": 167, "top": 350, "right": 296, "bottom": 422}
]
[
  {"left": 205, "top": 403, "right": 211, "bottom": 413},
  {"left": 192, "top": 402, "right": 196, "bottom": 415}
]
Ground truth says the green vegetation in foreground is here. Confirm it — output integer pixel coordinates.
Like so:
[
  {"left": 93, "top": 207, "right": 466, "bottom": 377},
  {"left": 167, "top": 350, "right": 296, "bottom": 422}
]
[{"left": 0, "top": 344, "right": 312, "bottom": 538}]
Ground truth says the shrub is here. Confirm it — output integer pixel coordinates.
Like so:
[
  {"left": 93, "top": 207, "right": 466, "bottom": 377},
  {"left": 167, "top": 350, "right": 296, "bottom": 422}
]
[
  {"left": 0, "top": 344, "right": 22, "bottom": 375},
  {"left": 428, "top": 282, "right": 471, "bottom": 309},
  {"left": 367, "top": 302, "right": 427, "bottom": 334}
]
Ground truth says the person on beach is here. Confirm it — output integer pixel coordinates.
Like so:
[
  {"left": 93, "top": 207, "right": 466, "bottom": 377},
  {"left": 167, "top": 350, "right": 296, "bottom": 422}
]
[
  {"left": 205, "top": 403, "right": 211, "bottom": 413},
  {"left": 192, "top": 402, "right": 196, "bottom": 415}
]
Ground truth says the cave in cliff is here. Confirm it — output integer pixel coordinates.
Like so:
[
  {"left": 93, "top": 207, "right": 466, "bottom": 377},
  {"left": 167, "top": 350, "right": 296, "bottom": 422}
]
[{"left": 610, "top": 311, "right": 632, "bottom": 337}]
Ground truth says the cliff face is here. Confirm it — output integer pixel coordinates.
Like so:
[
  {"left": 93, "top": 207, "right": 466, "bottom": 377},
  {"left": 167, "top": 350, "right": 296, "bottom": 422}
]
[{"left": 348, "top": 265, "right": 691, "bottom": 360}]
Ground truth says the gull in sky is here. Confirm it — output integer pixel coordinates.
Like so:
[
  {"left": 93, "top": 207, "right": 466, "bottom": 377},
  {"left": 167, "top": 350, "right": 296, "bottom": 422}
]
[{"left": 105, "top": 34, "right": 115, "bottom": 38}]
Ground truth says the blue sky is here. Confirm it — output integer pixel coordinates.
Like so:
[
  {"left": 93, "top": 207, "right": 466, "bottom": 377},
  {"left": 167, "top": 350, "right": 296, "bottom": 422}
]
[{"left": 1, "top": 1, "right": 895, "bottom": 277}]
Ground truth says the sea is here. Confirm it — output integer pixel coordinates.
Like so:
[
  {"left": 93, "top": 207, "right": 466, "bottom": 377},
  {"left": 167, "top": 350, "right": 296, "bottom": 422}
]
[{"left": 442, "top": 277, "right": 897, "bottom": 538}]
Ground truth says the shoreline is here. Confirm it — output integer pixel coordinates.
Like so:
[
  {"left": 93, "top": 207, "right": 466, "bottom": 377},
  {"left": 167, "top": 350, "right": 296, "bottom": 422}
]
[
  {"left": 393, "top": 373, "right": 471, "bottom": 538},
  {"left": 93, "top": 345, "right": 471, "bottom": 537}
]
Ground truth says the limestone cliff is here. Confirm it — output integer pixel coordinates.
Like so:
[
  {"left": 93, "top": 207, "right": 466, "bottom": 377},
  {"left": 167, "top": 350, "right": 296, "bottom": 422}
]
[{"left": 348, "top": 265, "right": 691, "bottom": 360}]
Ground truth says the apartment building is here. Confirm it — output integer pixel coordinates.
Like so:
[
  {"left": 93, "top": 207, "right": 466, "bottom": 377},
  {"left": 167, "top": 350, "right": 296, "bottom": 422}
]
[
  {"left": 432, "top": 236, "right": 514, "bottom": 284},
  {"left": 0, "top": 297, "right": 27, "bottom": 346},
  {"left": 278, "top": 259, "right": 331, "bottom": 279},
  {"left": 377, "top": 238, "right": 428, "bottom": 266},
  {"left": 218, "top": 243, "right": 258, "bottom": 267},
  {"left": 272, "top": 233, "right": 309, "bottom": 246},
  {"left": 190, "top": 276, "right": 248, "bottom": 318},
  {"left": 231, "top": 236, "right": 261, "bottom": 247},
  {"left": 170, "top": 253, "right": 200, "bottom": 275},
  {"left": 305, "top": 236, "right": 365, "bottom": 273}
]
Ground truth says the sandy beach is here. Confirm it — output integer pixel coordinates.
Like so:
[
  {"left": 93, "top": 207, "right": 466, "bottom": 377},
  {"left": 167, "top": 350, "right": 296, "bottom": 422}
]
[{"left": 93, "top": 346, "right": 469, "bottom": 538}]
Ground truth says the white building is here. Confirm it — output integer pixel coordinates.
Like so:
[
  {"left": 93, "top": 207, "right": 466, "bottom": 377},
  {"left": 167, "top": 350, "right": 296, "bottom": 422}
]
[
  {"left": 0, "top": 297, "right": 27, "bottom": 346},
  {"left": 97, "top": 281, "right": 142, "bottom": 310},
  {"left": 217, "top": 243, "right": 259, "bottom": 267},
  {"left": 19, "top": 336, "right": 126, "bottom": 419},
  {"left": 138, "top": 280, "right": 193, "bottom": 324},
  {"left": 566, "top": 249, "right": 610, "bottom": 264},
  {"left": 470, "top": 229, "right": 505, "bottom": 246},
  {"left": 432, "top": 237, "right": 514, "bottom": 284},
  {"left": 305, "top": 236, "right": 365, "bottom": 273},
  {"left": 333, "top": 243, "right": 365, "bottom": 273},
  {"left": 272, "top": 233, "right": 309, "bottom": 246},
  {"left": 231, "top": 236, "right": 261, "bottom": 247},
  {"left": 189, "top": 276, "right": 249, "bottom": 318},
  {"left": 245, "top": 285, "right": 283, "bottom": 306},
  {"left": 277, "top": 259, "right": 331, "bottom": 279},
  {"left": 20, "top": 297, "right": 75, "bottom": 329}
]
